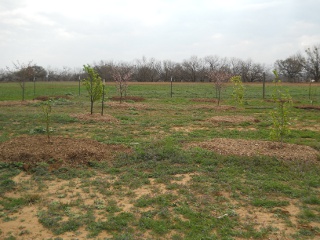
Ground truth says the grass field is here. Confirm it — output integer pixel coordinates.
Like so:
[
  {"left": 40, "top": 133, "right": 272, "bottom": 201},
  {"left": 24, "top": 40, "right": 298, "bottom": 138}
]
[{"left": 0, "top": 81, "right": 319, "bottom": 239}]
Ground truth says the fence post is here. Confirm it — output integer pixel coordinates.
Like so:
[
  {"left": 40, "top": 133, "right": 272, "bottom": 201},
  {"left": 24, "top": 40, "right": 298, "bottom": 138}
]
[
  {"left": 170, "top": 76, "right": 173, "bottom": 98},
  {"left": 263, "top": 72, "right": 266, "bottom": 99},
  {"left": 78, "top": 76, "right": 81, "bottom": 96},
  {"left": 101, "top": 79, "right": 105, "bottom": 116},
  {"left": 33, "top": 77, "right": 36, "bottom": 100}
]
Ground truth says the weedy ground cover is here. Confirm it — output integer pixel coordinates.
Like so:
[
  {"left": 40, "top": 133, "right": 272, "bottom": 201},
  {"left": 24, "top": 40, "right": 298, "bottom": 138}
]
[{"left": 0, "top": 81, "right": 319, "bottom": 239}]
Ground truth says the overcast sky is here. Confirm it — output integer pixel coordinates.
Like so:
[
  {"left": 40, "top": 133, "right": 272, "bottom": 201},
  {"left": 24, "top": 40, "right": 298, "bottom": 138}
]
[{"left": 1, "top": 0, "right": 320, "bottom": 69}]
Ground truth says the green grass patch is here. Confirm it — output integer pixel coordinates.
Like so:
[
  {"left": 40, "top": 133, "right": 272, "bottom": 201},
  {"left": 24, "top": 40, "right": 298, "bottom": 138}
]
[{"left": 251, "top": 198, "right": 290, "bottom": 208}]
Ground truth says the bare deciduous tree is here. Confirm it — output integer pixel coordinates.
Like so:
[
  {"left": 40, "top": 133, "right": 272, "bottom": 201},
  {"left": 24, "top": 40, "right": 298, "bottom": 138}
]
[
  {"left": 205, "top": 55, "right": 229, "bottom": 73},
  {"left": 134, "top": 56, "right": 161, "bottom": 82},
  {"left": 207, "top": 70, "right": 232, "bottom": 105},
  {"left": 7, "top": 61, "right": 34, "bottom": 101},
  {"left": 275, "top": 54, "right": 305, "bottom": 82},
  {"left": 181, "top": 56, "right": 204, "bottom": 82},
  {"left": 161, "top": 60, "right": 176, "bottom": 82},
  {"left": 46, "top": 67, "right": 76, "bottom": 82},
  {"left": 304, "top": 44, "right": 320, "bottom": 82},
  {"left": 94, "top": 60, "right": 114, "bottom": 82},
  {"left": 112, "top": 63, "right": 133, "bottom": 103}
]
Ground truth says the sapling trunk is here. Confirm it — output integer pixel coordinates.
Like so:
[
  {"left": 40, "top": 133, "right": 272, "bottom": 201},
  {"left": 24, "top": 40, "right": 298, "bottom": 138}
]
[
  {"left": 42, "top": 101, "right": 52, "bottom": 143},
  {"left": 217, "top": 88, "right": 221, "bottom": 106},
  {"left": 21, "top": 81, "right": 25, "bottom": 101},
  {"left": 82, "top": 65, "right": 103, "bottom": 115},
  {"left": 101, "top": 84, "right": 105, "bottom": 116},
  {"left": 270, "top": 70, "right": 292, "bottom": 148}
]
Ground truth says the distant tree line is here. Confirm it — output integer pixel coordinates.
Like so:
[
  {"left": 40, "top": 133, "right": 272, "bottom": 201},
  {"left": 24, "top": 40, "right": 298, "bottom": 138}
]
[
  {"left": 1, "top": 44, "right": 319, "bottom": 83},
  {"left": 275, "top": 45, "right": 320, "bottom": 82}
]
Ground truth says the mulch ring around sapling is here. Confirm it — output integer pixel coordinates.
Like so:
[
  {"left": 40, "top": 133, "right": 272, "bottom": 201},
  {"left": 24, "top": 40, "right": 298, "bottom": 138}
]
[
  {"left": 185, "top": 138, "right": 320, "bottom": 162},
  {"left": 191, "top": 98, "right": 219, "bottom": 103},
  {"left": 109, "top": 96, "right": 145, "bottom": 102},
  {"left": 0, "top": 135, "right": 131, "bottom": 168},
  {"left": 206, "top": 115, "right": 259, "bottom": 124},
  {"left": 294, "top": 105, "right": 320, "bottom": 110},
  {"left": 0, "top": 100, "right": 41, "bottom": 107}
]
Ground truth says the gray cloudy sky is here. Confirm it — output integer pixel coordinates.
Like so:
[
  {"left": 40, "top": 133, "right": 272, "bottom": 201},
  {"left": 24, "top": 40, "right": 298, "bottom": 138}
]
[{"left": 1, "top": 0, "right": 319, "bottom": 69}]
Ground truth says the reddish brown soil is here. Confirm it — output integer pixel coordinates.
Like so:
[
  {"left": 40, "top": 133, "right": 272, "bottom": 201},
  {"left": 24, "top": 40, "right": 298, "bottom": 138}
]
[
  {"left": 186, "top": 138, "right": 319, "bottom": 162},
  {"left": 191, "top": 98, "right": 218, "bottom": 103},
  {"left": 206, "top": 115, "right": 259, "bottom": 123},
  {"left": 109, "top": 96, "right": 145, "bottom": 102},
  {"left": 294, "top": 105, "right": 320, "bottom": 110},
  {"left": 0, "top": 100, "right": 40, "bottom": 107},
  {"left": 106, "top": 101, "right": 150, "bottom": 110},
  {"left": 189, "top": 105, "right": 236, "bottom": 111},
  {"left": 0, "top": 136, "right": 131, "bottom": 168}
]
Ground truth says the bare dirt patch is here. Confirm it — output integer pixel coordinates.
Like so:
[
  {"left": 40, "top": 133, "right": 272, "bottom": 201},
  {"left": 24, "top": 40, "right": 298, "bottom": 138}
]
[
  {"left": 0, "top": 135, "right": 131, "bottom": 167},
  {"left": 71, "top": 113, "right": 119, "bottom": 123},
  {"left": 0, "top": 205, "right": 53, "bottom": 239},
  {"left": 185, "top": 138, "right": 319, "bottom": 161},
  {"left": 206, "top": 115, "right": 259, "bottom": 124},
  {"left": 171, "top": 126, "right": 209, "bottom": 133},
  {"left": 236, "top": 206, "right": 297, "bottom": 237},
  {"left": 171, "top": 173, "right": 195, "bottom": 185},
  {"left": 291, "top": 120, "right": 320, "bottom": 131}
]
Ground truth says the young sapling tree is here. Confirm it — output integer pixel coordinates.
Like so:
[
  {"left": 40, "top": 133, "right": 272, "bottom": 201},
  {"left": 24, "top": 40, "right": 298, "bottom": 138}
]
[
  {"left": 230, "top": 75, "right": 245, "bottom": 108},
  {"left": 270, "top": 70, "right": 292, "bottom": 147},
  {"left": 42, "top": 100, "right": 52, "bottom": 142},
  {"left": 82, "top": 64, "right": 103, "bottom": 114},
  {"left": 7, "top": 61, "right": 34, "bottom": 101},
  {"left": 207, "top": 70, "right": 232, "bottom": 106},
  {"left": 101, "top": 79, "right": 106, "bottom": 116},
  {"left": 112, "top": 65, "right": 133, "bottom": 103},
  {"left": 309, "top": 79, "right": 315, "bottom": 105}
]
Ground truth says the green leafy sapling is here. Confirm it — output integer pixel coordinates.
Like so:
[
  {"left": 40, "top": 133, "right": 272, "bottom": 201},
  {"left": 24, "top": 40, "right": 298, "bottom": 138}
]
[
  {"left": 230, "top": 75, "right": 245, "bottom": 108},
  {"left": 82, "top": 64, "right": 103, "bottom": 114},
  {"left": 42, "top": 100, "right": 52, "bottom": 142},
  {"left": 270, "top": 70, "right": 292, "bottom": 147}
]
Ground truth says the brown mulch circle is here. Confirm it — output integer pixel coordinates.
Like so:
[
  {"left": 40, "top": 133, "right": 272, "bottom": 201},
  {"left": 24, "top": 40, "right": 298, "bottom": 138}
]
[
  {"left": 189, "top": 105, "right": 236, "bottom": 111},
  {"left": 106, "top": 102, "right": 150, "bottom": 110},
  {"left": 71, "top": 113, "right": 119, "bottom": 123},
  {"left": 0, "top": 100, "right": 41, "bottom": 107},
  {"left": 294, "top": 105, "right": 320, "bottom": 110},
  {"left": 185, "top": 138, "right": 319, "bottom": 161},
  {"left": 206, "top": 115, "right": 259, "bottom": 124},
  {"left": 191, "top": 98, "right": 218, "bottom": 103},
  {"left": 0, "top": 136, "right": 131, "bottom": 167},
  {"left": 109, "top": 96, "right": 145, "bottom": 102},
  {"left": 0, "top": 97, "right": 71, "bottom": 106}
]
